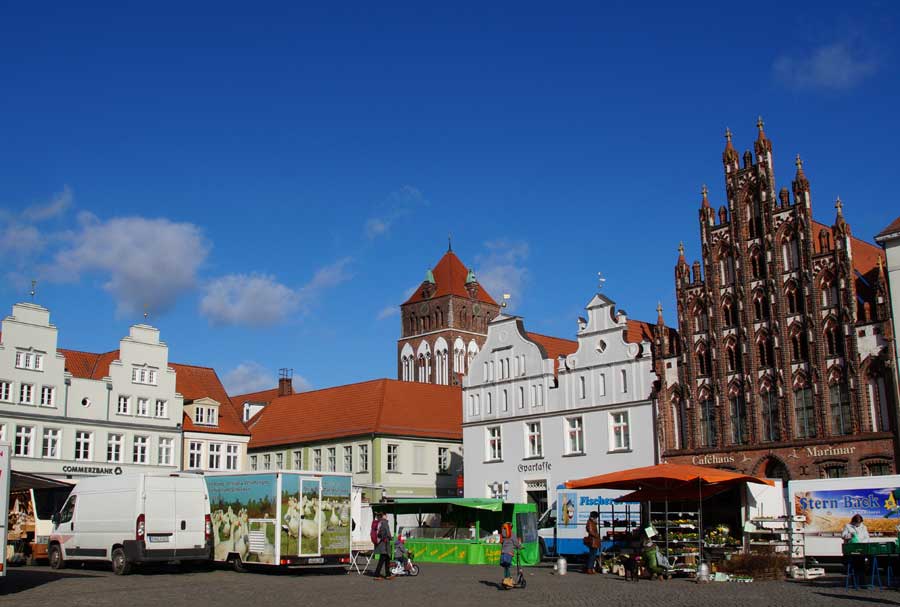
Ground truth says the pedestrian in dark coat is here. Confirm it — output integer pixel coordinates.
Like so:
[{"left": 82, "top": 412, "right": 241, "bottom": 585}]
[{"left": 373, "top": 513, "right": 394, "bottom": 580}]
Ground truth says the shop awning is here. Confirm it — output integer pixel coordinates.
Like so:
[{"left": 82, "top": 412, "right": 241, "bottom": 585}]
[
  {"left": 11, "top": 471, "right": 74, "bottom": 492},
  {"left": 565, "top": 463, "right": 773, "bottom": 493},
  {"left": 375, "top": 498, "right": 504, "bottom": 514}
]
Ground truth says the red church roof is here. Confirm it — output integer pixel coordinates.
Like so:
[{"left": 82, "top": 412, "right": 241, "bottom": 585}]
[
  {"left": 402, "top": 250, "right": 498, "bottom": 306},
  {"left": 248, "top": 379, "right": 461, "bottom": 448}
]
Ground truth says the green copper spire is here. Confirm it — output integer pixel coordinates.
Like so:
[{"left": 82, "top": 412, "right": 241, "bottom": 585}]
[{"left": 425, "top": 269, "right": 435, "bottom": 284}]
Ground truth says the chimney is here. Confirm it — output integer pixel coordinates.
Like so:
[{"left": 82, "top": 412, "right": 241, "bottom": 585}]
[{"left": 278, "top": 368, "right": 294, "bottom": 397}]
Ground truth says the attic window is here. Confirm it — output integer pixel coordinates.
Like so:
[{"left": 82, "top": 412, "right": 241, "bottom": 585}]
[
  {"left": 596, "top": 340, "right": 607, "bottom": 353},
  {"left": 132, "top": 365, "right": 158, "bottom": 386},
  {"left": 194, "top": 405, "right": 218, "bottom": 426}
]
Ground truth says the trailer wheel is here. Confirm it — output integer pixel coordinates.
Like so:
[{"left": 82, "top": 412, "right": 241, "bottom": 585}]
[
  {"left": 48, "top": 545, "right": 65, "bottom": 570},
  {"left": 112, "top": 547, "right": 132, "bottom": 575},
  {"left": 232, "top": 555, "right": 247, "bottom": 573}
]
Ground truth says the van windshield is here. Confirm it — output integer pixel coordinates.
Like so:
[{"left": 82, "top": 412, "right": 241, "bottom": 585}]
[{"left": 34, "top": 487, "right": 73, "bottom": 519}]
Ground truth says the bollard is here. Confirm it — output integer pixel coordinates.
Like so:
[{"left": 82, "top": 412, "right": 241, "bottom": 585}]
[{"left": 557, "top": 556, "right": 568, "bottom": 575}]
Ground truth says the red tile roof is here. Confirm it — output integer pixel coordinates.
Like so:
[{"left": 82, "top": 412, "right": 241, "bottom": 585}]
[
  {"left": 58, "top": 347, "right": 248, "bottom": 437},
  {"left": 230, "top": 387, "right": 280, "bottom": 405},
  {"left": 171, "top": 363, "right": 250, "bottom": 437},
  {"left": 625, "top": 320, "right": 654, "bottom": 344},
  {"left": 248, "top": 379, "right": 461, "bottom": 449},
  {"left": 403, "top": 251, "right": 498, "bottom": 306},
  {"left": 811, "top": 221, "right": 886, "bottom": 312},
  {"left": 877, "top": 216, "right": 900, "bottom": 239},
  {"left": 525, "top": 332, "right": 578, "bottom": 362}
]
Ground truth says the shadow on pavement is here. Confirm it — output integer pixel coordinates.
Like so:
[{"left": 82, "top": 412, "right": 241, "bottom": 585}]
[
  {"left": 814, "top": 592, "right": 900, "bottom": 605},
  {"left": 0, "top": 569, "right": 98, "bottom": 595},
  {"left": 478, "top": 579, "right": 506, "bottom": 591}
]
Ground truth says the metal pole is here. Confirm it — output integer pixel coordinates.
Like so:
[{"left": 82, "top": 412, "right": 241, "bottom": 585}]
[{"left": 698, "top": 477, "right": 703, "bottom": 567}]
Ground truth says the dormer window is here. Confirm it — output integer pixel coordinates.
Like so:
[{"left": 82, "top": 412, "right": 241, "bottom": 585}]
[
  {"left": 193, "top": 402, "right": 219, "bottom": 426},
  {"left": 16, "top": 349, "right": 44, "bottom": 371},
  {"left": 131, "top": 365, "right": 158, "bottom": 386}
]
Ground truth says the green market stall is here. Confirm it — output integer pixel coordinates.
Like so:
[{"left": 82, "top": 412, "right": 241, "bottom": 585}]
[{"left": 375, "top": 498, "right": 539, "bottom": 566}]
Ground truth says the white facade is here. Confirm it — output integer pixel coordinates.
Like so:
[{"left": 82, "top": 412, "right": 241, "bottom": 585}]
[
  {"left": 462, "top": 293, "right": 658, "bottom": 511},
  {"left": 182, "top": 396, "right": 249, "bottom": 473},
  {"left": 250, "top": 436, "right": 463, "bottom": 502},
  {"left": 0, "top": 303, "right": 184, "bottom": 479}
]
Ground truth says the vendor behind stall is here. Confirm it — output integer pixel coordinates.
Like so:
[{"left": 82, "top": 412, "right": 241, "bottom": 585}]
[{"left": 841, "top": 514, "right": 870, "bottom": 543}]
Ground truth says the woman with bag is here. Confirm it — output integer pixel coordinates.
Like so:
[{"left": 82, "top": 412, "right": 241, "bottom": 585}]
[{"left": 584, "top": 511, "right": 601, "bottom": 574}]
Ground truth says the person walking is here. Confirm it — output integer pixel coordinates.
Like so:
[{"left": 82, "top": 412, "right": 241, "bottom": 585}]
[
  {"left": 373, "top": 512, "right": 394, "bottom": 580},
  {"left": 499, "top": 522, "right": 522, "bottom": 588},
  {"left": 584, "top": 511, "right": 601, "bottom": 574}
]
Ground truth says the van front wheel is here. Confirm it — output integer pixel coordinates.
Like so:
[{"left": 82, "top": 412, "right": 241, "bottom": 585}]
[
  {"left": 232, "top": 555, "right": 247, "bottom": 573},
  {"left": 48, "top": 545, "right": 65, "bottom": 570},
  {"left": 112, "top": 548, "right": 132, "bottom": 576}
]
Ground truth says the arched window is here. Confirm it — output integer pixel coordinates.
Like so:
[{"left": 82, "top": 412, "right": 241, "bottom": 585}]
[
  {"left": 782, "top": 233, "right": 800, "bottom": 271},
  {"left": 693, "top": 304, "right": 709, "bottom": 333},
  {"left": 753, "top": 290, "right": 768, "bottom": 321},
  {"left": 699, "top": 397, "right": 717, "bottom": 448},
  {"left": 502, "top": 390, "right": 508, "bottom": 412},
  {"left": 725, "top": 339, "right": 738, "bottom": 373},
  {"left": 720, "top": 251, "right": 735, "bottom": 284},
  {"left": 722, "top": 296, "right": 737, "bottom": 327},
  {"left": 730, "top": 394, "right": 747, "bottom": 445},
  {"left": 696, "top": 342, "right": 711, "bottom": 377},
  {"left": 518, "top": 386, "right": 524, "bottom": 409},
  {"left": 785, "top": 281, "right": 801, "bottom": 315},
  {"left": 824, "top": 321, "right": 841, "bottom": 357},
  {"left": 674, "top": 398, "right": 689, "bottom": 449},
  {"left": 794, "top": 383, "right": 816, "bottom": 438},
  {"left": 821, "top": 276, "right": 838, "bottom": 308},
  {"left": 757, "top": 333, "right": 774, "bottom": 367},
  {"left": 760, "top": 389, "right": 780, "bottom": 442},
  {"left": 867, "top": 375, "right": 891, "bottom": 433},
  {"left": 486, "top": 391, "right": 492, "bottom": 414},
  {"left": 829, "top": 381, "right": 851, "bottom": 435},
  {"left": 750, "top": 248, "right": 763, "bottom": 279},
  {"left": 790, "top": 325, "right": 808, "bottom": 362}
]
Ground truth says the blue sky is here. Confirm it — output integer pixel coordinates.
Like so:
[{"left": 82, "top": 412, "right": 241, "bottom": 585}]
[{"left": 1, "top": 2, "right": 898, "bottom": 394}]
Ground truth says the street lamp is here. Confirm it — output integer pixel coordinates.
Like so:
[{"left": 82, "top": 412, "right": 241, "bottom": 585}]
[{"left": 503, "top": 480, "right": 510, "bottom": 501}]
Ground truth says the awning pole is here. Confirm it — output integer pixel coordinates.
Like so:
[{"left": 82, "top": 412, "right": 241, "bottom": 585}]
[{"left": 698, "top": 477, "right": 703, "bottom": 567}]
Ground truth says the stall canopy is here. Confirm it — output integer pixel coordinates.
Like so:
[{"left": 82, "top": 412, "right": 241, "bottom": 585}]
[
  {"left": 11, "top": 471, "right": 74, "bottom": 492},
  {"left": 565, "top": 463, "right": 773, "bottom": 493},
  {"left": 565, "top": 463, "right": 773, "bottom": 566}
]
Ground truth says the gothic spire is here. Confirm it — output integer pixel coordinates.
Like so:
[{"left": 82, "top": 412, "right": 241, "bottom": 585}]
[
  {"left": 754, "top": 115, "right": 772, "bottom": 156},
  {"left": 701, "top": 184, "right": 710, "bottom": 209},
  {"left": 722, "top": 127, "right": 739, "bottom": 168}
]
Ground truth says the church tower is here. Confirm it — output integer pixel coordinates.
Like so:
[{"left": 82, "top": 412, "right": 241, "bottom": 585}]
[{"left": 398, "top": 245, "right": 499, "bottom": 386}]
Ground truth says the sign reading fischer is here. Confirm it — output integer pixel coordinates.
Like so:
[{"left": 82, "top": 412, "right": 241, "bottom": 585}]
[
  {"left": 518, "top": 460, "right": 551, "bottom": 473},
  {"left": 62, "top": 465, "right": 123, "bottom": 475}
]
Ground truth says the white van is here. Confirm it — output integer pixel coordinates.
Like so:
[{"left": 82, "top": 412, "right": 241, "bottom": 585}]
[{"left": 49, "top": 473, "right": 212, "bottom": 575}]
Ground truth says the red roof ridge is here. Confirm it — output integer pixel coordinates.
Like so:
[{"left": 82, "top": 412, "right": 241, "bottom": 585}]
[{"left": 877, "top": 216, "right": 900, "bottom": 238}]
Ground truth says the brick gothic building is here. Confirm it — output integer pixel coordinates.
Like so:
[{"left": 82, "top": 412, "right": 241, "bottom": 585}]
[
  {"left": 398, "top": 247, "right": 500, "bottom": 386},
  {"left": 652, "top": 120, "right": 897, "bottom": 482}
]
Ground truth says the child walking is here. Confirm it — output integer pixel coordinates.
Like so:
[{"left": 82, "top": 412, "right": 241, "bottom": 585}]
[{"left": 499, "top": 522, "right": 522, "bottom": 588}]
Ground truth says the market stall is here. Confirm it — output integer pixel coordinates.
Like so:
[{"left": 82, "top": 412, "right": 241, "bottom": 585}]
[
  {"left": 374, "top": 498, "right": 539, "bottom": 566},
  {"left": 566, "top": 463, "right": 773, "bottom": 575}
]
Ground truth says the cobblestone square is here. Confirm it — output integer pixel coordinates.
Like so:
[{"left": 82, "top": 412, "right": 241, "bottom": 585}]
[{"left": 1, "top": 563, "right": 896, "bottom": 607}]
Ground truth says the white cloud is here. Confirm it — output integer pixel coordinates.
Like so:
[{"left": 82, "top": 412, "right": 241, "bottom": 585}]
[
  {"left": 51, "top": 214, "right": 209, "bottom": 316},
  {"left": 475, "top": 239, "right": 529, "bottom": 309},
  {"left": 223, "top": 362, "right": 313, "bottom": 395},
  {"left": 223, "top": 362, "right": 275, "bottom": 394},
  {"left": 364, "top": 185, "right": 426, "bottom": 239},
  {"left": 23, "top": 186, "right": 73, "bottom": 222},
  {"left": 774, "top": 42, "right": 877, "bottom": 90},
  {"left": 200, "top": 257, "right": 353, "bottom": 326},
  {"left": 200, "top": 273, "right": 299, "bottom": 327},
  {"left": 377, "top": 306, "right": 398, "bottom": 320},
  {"left": 296, "top": 257, "right": 354, "bottom": 305}
]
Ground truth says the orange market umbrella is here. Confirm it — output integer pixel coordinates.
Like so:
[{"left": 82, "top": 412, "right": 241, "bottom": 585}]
[{"left": 565, "top": 463, "right": 773, "bottom": 567}]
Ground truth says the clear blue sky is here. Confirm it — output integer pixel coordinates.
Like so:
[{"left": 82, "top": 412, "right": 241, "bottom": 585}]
[{"left": 1, "top": 2, "right": 897, "bottom": 394}]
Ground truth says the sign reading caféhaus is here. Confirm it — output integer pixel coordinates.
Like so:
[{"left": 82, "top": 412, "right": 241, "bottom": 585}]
[{"left": 689, "top": 444, "right": 857, "bottom": 467}]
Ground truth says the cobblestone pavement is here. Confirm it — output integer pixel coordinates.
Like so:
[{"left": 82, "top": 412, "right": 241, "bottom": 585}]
[{"left": 1, "top": 563, "right": 896, "bottom": 607}]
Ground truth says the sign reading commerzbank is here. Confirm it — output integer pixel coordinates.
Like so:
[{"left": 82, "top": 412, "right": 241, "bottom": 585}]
[
  {"left": 690, "top": 444, "right": 858, "bottom": 466},
  {"left": 62, "top": 465, "right": 123, "bottom": 475}
]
